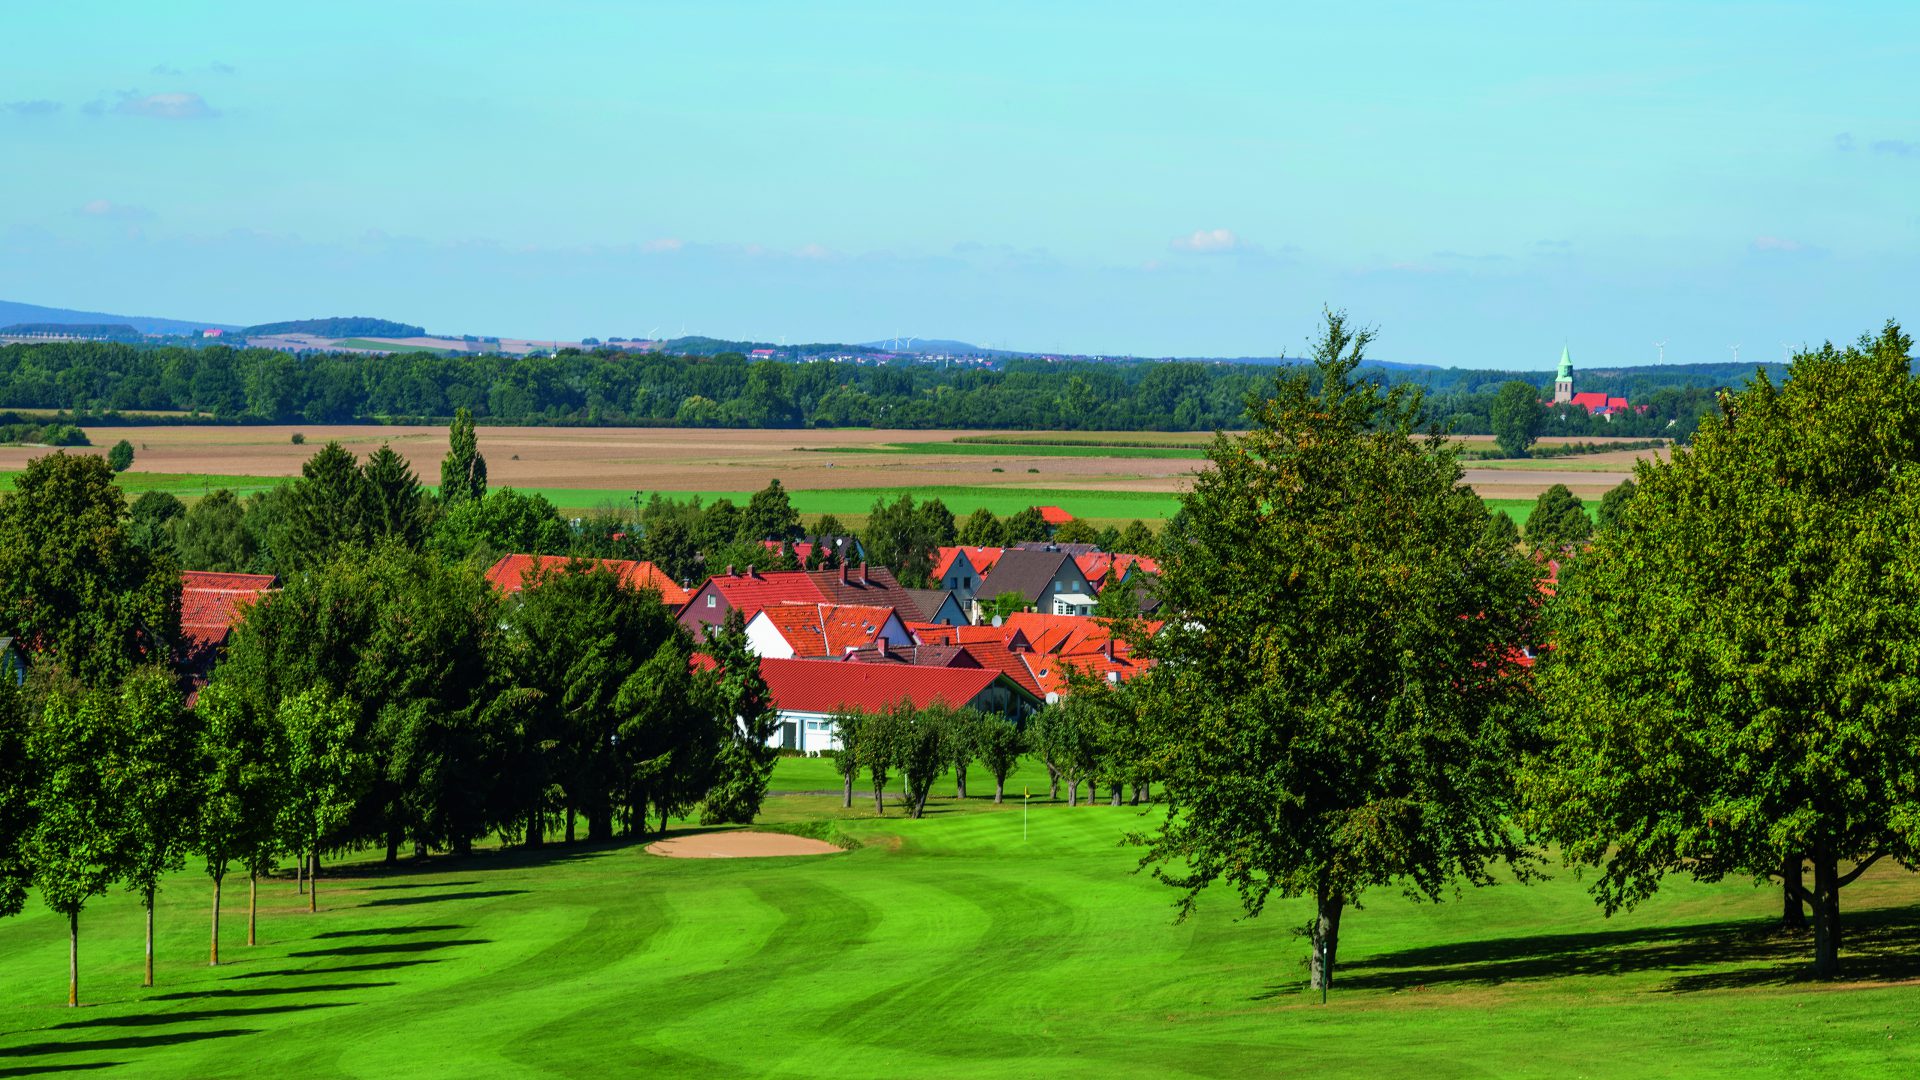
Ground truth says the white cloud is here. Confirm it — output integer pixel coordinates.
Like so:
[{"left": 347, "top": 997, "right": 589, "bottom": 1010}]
[
  {"left": 642, "top": 237, "right": 683, "bottom": 252},
  {"left": 1170, "top": 227, "right": 1240, "bottom": 253},
  {"left": 4, "top": 99, "right": 61, "bottom": 116},
  {"left": 113, "top": 91, "right": 217, "bottom": 119},
  {"left": 793, "top": 243, "right": 831, "bottom": 260},
  {"left": 1752, "top": 235, "right": 1805, "bottom": 253}
]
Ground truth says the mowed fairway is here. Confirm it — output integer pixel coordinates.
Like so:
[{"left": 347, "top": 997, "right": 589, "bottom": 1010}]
[
  {"left": 0, "top": 425, "right": 1661, "bottom": 523},
  {"left": 2, "top": 762, "right": 1916, "bottom": 1079}
]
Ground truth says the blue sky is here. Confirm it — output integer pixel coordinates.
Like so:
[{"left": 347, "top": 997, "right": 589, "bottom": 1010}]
[{"left": 2, "top": 1, "right": 1915, "bottom": 366}]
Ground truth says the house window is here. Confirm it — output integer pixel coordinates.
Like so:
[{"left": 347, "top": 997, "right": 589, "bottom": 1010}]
[
  {"left": 1054, "top": 580, "right": 1063, "bottom": 591},
  {"left": 706, "top": 595, "right": 717, "bottom": 608},
  {"left": 963, "top": 576, "right": 972, "bottom": 588}
]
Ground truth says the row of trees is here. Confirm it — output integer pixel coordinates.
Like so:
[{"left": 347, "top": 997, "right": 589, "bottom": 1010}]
[
  {"left": 0, "top": 339, "right": 1736, "bottom": 435},
  {"left": 1130, "top": 313, "right": 1920, "bottom": 988},
  {"left": 0, "top": 521, "right": 782, "bottom": 1004}
]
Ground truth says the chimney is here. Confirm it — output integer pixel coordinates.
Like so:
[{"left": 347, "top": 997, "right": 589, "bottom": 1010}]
[
  {"left": 726, "top": 564, "right": 735, "bottom": 577},
  {"left": 859, "top": 561, "right": 869, "bottom": 585},
  {"left": 747, "top": 564, "right": 756, "bottom": 578},
  {"left": 839, "top": 562, "right": 848, "bottom": 585}
]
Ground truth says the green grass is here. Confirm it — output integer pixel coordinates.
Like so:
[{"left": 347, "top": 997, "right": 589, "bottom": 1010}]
[
  {"left": 480, "top": 485, "right": 1188, "bottom": 522},
  {"left": 0, "top": 471, "right": 285, "bottom": 499},
  {"left": 955, "top": 432, "right": 1219, "bottom": 449},
  {"left": 2, "top": 764, "right": 1917, "bottom": 1077}
]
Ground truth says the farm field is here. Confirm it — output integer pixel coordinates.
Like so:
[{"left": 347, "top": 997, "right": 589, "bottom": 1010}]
[
  {"left": 0, "top": 426, "right": 1660, "bottom": 521},
  {"left": 0, "top": 767, "right": 1915, "bottom": 1079}
]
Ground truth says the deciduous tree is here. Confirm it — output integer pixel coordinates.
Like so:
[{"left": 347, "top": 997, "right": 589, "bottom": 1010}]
[
  {"left": 1137, "top": 309, "right": 1543, "bottom": 992},
  {"left": 114, "top": 666, "right": 199, "bottom": 987},
  {"left": 440, "top": 407, "right": 488, "bottom": 504},
  {"left": 1525, "top": 323, "right": 1920, "bottom": 979},
  {"left": 195, "top": 680, "right": 285, "bottom": 959},
  {"left": 28, "top": 675, "right": 130, "bottom": 1006},
  {"left": 1525, "top": 483, "right": 1592, "bottom": 551},
  {"left": 1490, "top": 380, "right": 1546, "bottom": 458}
]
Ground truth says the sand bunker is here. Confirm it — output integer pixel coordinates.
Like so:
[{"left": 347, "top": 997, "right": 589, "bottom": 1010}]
[{"left": 647, "top": 831, "right": 841, "bottom": 858}]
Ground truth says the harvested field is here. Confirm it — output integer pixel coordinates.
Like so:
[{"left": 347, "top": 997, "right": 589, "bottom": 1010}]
[
  {"left": 0, "top": 425, "right": 1666, "bottom": 514},
  {"left": 646, "top": 830, "right": 842, "bottom": 858}
]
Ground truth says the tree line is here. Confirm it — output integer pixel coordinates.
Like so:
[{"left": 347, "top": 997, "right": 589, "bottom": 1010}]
[
  {"left": 1127, "top": 314, "right": 1920, "bottom": 989},
  {"left": 0, "top": 443, "right": 793, "bottom": 1006},
  {"left": 0, "top": 339, "right": 1736, "bottom": 436}
]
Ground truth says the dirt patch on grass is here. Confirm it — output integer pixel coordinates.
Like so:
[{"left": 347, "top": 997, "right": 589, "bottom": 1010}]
[{"left": 646, "top": 831, "right": 842, "bottom": 858}]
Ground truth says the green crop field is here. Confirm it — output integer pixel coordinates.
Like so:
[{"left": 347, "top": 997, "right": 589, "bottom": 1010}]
[
  {"left": 1, "top": 756, "right": 1914, "bottom": 1078},
  {"left": 329, "top": 339, "right": 452, "bottom": 355}
]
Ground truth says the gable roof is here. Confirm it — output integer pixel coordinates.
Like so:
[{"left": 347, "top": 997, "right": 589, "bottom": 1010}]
[
  {"left": 1037, "top": 506, "right": 1074, "bottom": 525},
  {"left": 486, "top": 554, "right": 690, "bottom": 606},
  {"left": 900, "top": 588, "right": 959, "bottom": 622},
  {"left": 951, "top": 639, "right": 1044, "bottom": 699},
  {"left": 1074, "top": 552, "right": 1160, "bottom": 587},
  {"left": 813, "top": 564, "right": 918, "bottom": 611},
  {"left": 754, "top": 602, "right": 901, "bottom": 657},
  {"left": 180, "top": 570, "right": 277, "bottom": 656},
  {"left": 977, "top": 547, "right": 1078, "bottom": 604},
  {"left": 933, "top": 545, "right": 1006, "bottom": 580},
  {"left": 759, "top": 657, "right": 1039, "bottom": 714}
]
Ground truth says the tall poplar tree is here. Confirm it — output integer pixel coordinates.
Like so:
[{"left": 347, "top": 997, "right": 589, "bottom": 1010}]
[
  {"left": 1137, "top": 309, "right": 1543, "bottom": 992},
  {"left": 440, "top": 407, "right": 488, "bottom": 504}
]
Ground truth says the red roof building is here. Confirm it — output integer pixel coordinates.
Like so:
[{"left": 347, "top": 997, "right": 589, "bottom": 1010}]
[
  {"left": 760, "top": 656, "right": 1040, "bottom": 719},
  {"left": 179, "top": 570, "right": 276, "bottom": 673},
  {"left": 1037, "top": 506, "right": 1074, "bottom": 526},
  {"left": 680, "top": 563, "right": 917, "bottom": 638},
  {"left": 484, "top": 554, "right": 691, "bottom": 606},
  {"left": 745, "top": 602, "right": 912, "bottom": 659}
]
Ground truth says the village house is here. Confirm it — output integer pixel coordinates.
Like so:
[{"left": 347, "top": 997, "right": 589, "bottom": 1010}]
[
  {"left": 484, "top": 553, "right": 691, "bottom": 606},
  {"left": 973, "top": 546, "right": 1097, "bottom": 620},
  {"left": 933, "top": 545, "right": 1006, "bottom": 606},
  {"left": 680, "top": 563, "right": 917, "bottom": 638},
  {"left": 178, "top": 570, "right": 278, "bottom": 680},
  {"left": 744, "top": 602, "right": 913, "bottom": 659},
  {"left": 901, "top": 587, "right": 969, "bottom": 626},
  {"left": 758, "top": 657, "right": 1042, "bottom": 753}
]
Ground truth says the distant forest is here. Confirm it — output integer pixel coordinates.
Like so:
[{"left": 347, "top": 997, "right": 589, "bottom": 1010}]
[
  {"left": 0, "top": 341, "right": 1754, "bottom": 438},
  {"left": 242, "top": 317, "right": 426, "bottom": 337}
]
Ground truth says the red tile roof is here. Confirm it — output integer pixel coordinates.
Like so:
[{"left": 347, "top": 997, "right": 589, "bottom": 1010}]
[
  {"left": 952, "top": 640, "right": 1045, "bottom": 699},
  {"left": 485, "top": 554, "right": 691, "bottom": 605},
  {"left": 756, "top": 602, "right": 900, "bottom": 657},
  {"left": 1074, "top": 552, "right": 1161, "bottom": 587},
  {"left": 933, "top": 546, "right": 1006, "bottom": 580},
  {"left": 1037, "top": 506, "right": 1074, "bottom": 525},
  {"left": 759, "top": 657, "right": 1035, "bottom": 714},
  {"left": 180, "top": 571, "right": 276, "bottom": 652}
]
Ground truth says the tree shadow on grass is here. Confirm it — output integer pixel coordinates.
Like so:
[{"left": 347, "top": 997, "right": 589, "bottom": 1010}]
[
  {"left": 44, "top": 1003, "right": 348, "bottom": 1031},
  {"left": 358, "top": 880, "right": 481, "bottom": 891},
  {"left": 1258, "top": 903, "right": 1920, "bottom": 998},
  {"left": 149, "top": 981, "right": 394, "bottom": 1001},
  {"left": 230, "top": 958, "right": 442, "bottom": 979},
  {"left": 311, "top": 924, "right": 467, "bottom": 939},
  {"left": 358, "top": 889, "right": 526, "bottom": 909},
  {"left": 0, "top": 1029, "right": 256, "bottom": 1062},
  {"left": 286, "top": 938, "right": 488, "bottom": 960},
  {"left": 0, "top": 1063, "right": 124, "bottom": 1077}
]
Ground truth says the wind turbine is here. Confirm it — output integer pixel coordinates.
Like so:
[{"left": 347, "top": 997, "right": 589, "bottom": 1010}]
[
  {"left": 1728, "top": 343, "right": 1741, "bottom": 364},
  {"left": 647, "top": 325, "right": 659, "bottom": 342},
  {"left": 1780, "top": 340, "right": 1794, "bottom": 361},
  {"left": 1652, "top": 339, "right": 1667, "bottom": 364}
]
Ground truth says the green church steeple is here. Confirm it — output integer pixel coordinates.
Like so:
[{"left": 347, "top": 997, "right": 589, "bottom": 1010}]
[{"left": 1556, "top": 345, "right": 1573, "bottom": 381}]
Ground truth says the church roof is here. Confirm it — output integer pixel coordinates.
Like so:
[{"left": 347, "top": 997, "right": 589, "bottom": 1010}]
[{"left": 1557, "top": 345, "right": 1573, "bottom": 380}]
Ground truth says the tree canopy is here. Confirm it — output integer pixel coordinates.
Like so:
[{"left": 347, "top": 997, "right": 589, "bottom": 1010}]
[{"left": 1136, "top": 310, "right": 1544, "bottom": 991}]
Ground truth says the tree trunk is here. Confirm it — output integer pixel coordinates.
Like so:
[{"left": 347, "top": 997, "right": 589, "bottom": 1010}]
[
  {"left": 1130, "top": 782, "right": 1146, "bottom": 805},
  {"left": 842, "top": 772, "right": 854, "bottom": 808},
  {"left": 1782, "top": 853, "right": 1807, "bottom": 931},
  {"left": 67, "top": 910, "right": 78, "bottom": 1008},
  {"left": 1067, "top": 779, "right": 1079, "bottom": 807},
  {"left": 210, "top": 874, "right": 223, "bottom": 966},
  {"left": 565, "top": 807, "right": 576, "bottom": 844},
  {"left": 1046, "top": 763, "right": 1060, "bottom": 800},
  {"left": 296, "top": 854, "right": 305, "bottom": 894},
  {"left": 872, "top": 781, "right": 886, "bottom": 816},
  {"left": 994, "top": 776, "right": 1005, "bottom": 804},
  {"left": 247, "top": 872, "right": 257, "bottom": 947},
  {"left": 955, "top": 768, "right": 968, "bottom": 800},
  {"left": 414, "top": 840, "right": 429, "bottom": 860},
  {"left": 587, "top": 808, "right": 613, "bottom": 842},
  {"left": 526, "top": 806, "right": 543, "bottom": 848},
  {"left": 1809, "top": 855, "right": 1841, "bottom": 979},
  {"left": 1109, "top": 781, "right": 1122, "bottom": 806},
  {"left": 144, "top": 887, "right": 155, "bottom": 988},
  {"left": 309, "top": 848, "right": 319, "bottom": 913},
  {"left": 384, "top": 834, "right": 400, "bottom": 864},
  {"left": 1310, "top": 883, "right": 1344, "bottom": 993},
  {"left": 658, "top": 805, "right": 669, "bottom": 836}
]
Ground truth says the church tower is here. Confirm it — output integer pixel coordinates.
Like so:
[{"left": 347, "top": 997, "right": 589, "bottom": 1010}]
[{"left": 1552, "top": 345, "right": 1574, "bottom": 404}]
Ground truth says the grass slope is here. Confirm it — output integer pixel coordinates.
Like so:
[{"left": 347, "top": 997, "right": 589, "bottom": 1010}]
[{"left": 2, "top": 762, "right": 1916, "bottom": 1078}]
